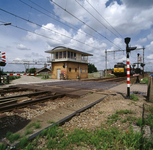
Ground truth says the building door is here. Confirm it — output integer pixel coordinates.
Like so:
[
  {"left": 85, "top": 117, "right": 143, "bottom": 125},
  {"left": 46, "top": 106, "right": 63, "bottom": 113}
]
[{"left": 57, "top": 69, "right": 61, "bottom": 79}]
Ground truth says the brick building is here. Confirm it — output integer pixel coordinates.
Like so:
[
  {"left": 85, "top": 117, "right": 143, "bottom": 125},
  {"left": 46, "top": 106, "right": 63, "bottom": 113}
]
[{"left": 45, "top": 46, "right": 93, "bottom": 79}]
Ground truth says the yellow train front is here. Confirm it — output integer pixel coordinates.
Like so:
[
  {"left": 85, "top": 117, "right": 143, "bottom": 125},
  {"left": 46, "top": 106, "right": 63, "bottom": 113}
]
[{"left": 113, "top": 62, "right": 127, "bottom": 77}]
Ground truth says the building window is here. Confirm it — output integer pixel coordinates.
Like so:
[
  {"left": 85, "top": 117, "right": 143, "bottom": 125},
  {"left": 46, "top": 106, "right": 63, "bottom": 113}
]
[
  {"left": 69, "top": 68, "right": 71, "bottom": 72},
  {"left": 71, "top": 52, "right": 73, "bottom": 59},
  {"left": 59, "top": 52, "right": 62, "bottom": 58},
  {"left": 56, "top": 52, "right": 58, "bottom": 59},
  {"left": 74, "top": 53, "right": 76, "bottom": 59},
  {"left": 75, "top": 68, "right": 77, "bottom": 72},
  {"left": 68, "top": 51, "right": 70, "bottom": 58},
  {"left": 85, "top": 69, "right": 87, "bottom": 72},
  {"left": 63, "top": 51, "right": 66, "bottom": 58},
  {"left": 81, "top": 68, "right": 82, "bottom": 73}
]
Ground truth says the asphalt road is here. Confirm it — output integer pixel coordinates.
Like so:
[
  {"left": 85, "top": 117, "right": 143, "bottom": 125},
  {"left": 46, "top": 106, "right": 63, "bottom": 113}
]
[{"left": 10, "top": 75, "right": 61, "bottom": 85}]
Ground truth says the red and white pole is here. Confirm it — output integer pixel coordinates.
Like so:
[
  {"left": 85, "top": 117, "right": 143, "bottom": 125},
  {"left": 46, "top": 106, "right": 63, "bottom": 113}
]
[{"left": 127, "top": 53, "right": 130, "bottom": 97}]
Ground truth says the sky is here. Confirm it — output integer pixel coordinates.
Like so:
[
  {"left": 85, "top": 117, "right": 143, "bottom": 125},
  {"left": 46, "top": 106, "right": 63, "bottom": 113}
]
[{"left": 0, "top": 0, "right": 153, "bottom": 72}]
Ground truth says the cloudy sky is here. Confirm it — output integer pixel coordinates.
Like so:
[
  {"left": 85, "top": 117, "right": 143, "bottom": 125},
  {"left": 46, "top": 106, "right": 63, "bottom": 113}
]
[{"left": 0, "top": 0, "right": 153, "bottom": 72}]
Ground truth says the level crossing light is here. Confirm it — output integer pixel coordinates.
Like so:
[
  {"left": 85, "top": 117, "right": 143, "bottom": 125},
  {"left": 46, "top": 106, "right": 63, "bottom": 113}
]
[
  {"left": 0, "top": 22, "right": 11, "bottom": 85},
  {"left": 0, "top": 23, "right": 11, "bottom": 26}
]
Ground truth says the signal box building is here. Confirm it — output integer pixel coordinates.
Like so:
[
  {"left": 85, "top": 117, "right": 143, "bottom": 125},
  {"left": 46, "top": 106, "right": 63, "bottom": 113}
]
[{"left": 45, "top": 46, "right": 93, "bottom": 79}]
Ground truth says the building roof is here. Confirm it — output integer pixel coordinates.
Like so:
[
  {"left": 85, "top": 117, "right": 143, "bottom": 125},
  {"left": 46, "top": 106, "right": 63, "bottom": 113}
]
[
  {"left": 45, "top": 46, "right": 93, "bottom": 56},
  {"left": 36, "top": 67, "right": 51, "bottom": 73}
]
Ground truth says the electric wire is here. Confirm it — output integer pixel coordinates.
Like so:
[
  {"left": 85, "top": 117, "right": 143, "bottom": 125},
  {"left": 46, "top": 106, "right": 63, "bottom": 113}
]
[
  {"left": 0, "top": 8, "right": 104, "bottom": 51},
  {"left": 75, "top": 0, "right": 120, "bottom": 38},
  {"left": 51, "top": 0, "right": 122, "bottom": 50},
  {"left": 20, "top": 0, "right": 107, "bottom": 46},
  {"left": 0, "top": 20, "right": 93, "bottom": 53},
  {"left": 85, "top": 0, "right": 123, "bottom": 38}
]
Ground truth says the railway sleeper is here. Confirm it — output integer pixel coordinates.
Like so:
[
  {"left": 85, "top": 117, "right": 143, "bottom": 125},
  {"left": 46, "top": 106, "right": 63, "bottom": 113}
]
[
  {"left": 0, "top": 88, "right": 29, "bottom": 95},
  {"left": 0, "top": 94, "right": 65, "bottom": 113},
  {"left": 0, "top": 91, "right": 49, "bottom": 100}
]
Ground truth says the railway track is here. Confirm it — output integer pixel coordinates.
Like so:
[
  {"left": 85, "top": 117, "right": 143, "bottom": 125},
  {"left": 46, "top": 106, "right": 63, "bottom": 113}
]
[
  {"left": 0, "top": 87, "right": 65, "bottom": 113},
  {"left": 0, "top": 91, "right": 49, "bottom": 107},
  {"left": 0, "top": 93, "right": 65, "bottom": 113}
]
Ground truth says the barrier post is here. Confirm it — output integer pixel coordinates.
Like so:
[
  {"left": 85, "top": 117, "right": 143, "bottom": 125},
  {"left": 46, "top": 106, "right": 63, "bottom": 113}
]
[{"left": 124, "top": 37, "right": 137, "bottom": 98}]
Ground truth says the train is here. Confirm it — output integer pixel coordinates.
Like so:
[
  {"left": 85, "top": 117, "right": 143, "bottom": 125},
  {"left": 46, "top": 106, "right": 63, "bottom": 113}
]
[{"left": 113, "top": 62, "right": 143, "bottom": 77}]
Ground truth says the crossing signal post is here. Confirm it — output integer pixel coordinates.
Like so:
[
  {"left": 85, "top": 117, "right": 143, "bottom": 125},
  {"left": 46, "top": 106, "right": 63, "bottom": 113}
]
[
  {"left": 0, "top": 52, "right": 6, "bottom": 85},
  {"left": 125, "top": 37, "right": 137, "bottom": 98}
]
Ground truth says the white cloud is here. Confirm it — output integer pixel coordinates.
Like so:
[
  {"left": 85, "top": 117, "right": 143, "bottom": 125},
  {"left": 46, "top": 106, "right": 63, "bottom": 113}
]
[
  {"left": 147, "top": 54, "right": 153, "bottom": 59},
  {"left": 14, "top": 58, "right": 22, "bottom": 61},
  {"left": 147, "top": 30, "right": 153, "bottom": 41},
  {"left": 27, "top": 22, "right": 37, "bottom": 28},
  {"left": 52, "top": 0, "right": 153, "bottom": 36},
  {"left": 146, "top": 41, "right": 153, "bottom": 51},
  {"left": 16, "top": 44, "right": 31, "bottom": 50},
  {"left": 138, "top": 38, "right": 147, "bottom": 43}
]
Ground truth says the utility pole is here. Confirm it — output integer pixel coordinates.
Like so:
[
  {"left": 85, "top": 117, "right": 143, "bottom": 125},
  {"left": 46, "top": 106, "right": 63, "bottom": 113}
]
[
  {"left": 105, "top": 49, "right": 107, "bottom": 77},
  {"left": 143, "top": 46, "right": 145, "bottom": 77},
  {"left": 137, "top": 53, "right": 140, "bottom": 68}
]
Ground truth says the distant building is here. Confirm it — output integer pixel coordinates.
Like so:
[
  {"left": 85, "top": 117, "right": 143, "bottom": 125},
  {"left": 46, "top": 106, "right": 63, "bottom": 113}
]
[
  {"left": 45, "top": 46, "right": 93, "bottom": 79},
  {"left": 36, "top": 67, "right": 51, "bottom": 74}
]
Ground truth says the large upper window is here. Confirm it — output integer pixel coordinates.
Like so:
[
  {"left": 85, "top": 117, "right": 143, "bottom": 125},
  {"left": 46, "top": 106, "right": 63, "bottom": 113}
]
[
  {"left": 74, "top": 53, "right": 76, "bottom": 59},
  {"left": 71, "top": 52, "right": 73, "bottom": 59},
  {"left": 56, "top": 52, "right": 58, "bottom": 59},
  {"left": 59, "top": 52, "right": 62, "bottom": 58},
  {"left": 68, "top": 51, "right": 70, "bottom": 58},
  {"left": 63, "top": 51, "right": 66, "bottom": 58}
]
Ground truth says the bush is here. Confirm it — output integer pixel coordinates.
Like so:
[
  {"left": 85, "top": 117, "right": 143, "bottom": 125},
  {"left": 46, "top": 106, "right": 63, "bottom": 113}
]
[{"left": 9, "top": 75, "right": 21, "bottom": 81}]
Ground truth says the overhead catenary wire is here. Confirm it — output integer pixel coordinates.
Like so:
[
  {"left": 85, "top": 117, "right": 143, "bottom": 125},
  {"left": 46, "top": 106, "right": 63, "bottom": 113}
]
[
  {"left": 20, "top": 0, "right": 107, "bottom": 46},
  {"left": 0, "top": 8, "right": 105, "bottom": 51},
  {"left": 0, "top": 20, "right": 93, "bottom": 54},
  {"left": 85, "top": 0, "right": 123, "bottom": 39},
  {"left": 51, "top": 0, "right": 122, "bottom": 50},
  {"left": 75, "top": 0, "right": 120, "bottom": 39}
]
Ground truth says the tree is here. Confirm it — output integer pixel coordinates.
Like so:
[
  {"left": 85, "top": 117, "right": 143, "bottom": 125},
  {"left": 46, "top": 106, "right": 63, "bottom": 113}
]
[
  {"left": 88, "top": 63, "right": 98, "bottom": 73},
  {"left": 26, "top": 68, "right": 36, "bottom": 73}
]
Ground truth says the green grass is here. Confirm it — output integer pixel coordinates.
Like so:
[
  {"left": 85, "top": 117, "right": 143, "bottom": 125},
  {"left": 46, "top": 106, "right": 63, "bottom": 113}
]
[
  {"left": 121, "top": 119, "right": 127, "bottom": 123},
  {"left": 41, "top": 129, "right": 48, "bottom": 137},
  {"left": 15, "top": 119, "right": 153, "bottom": 150},
  {"left": 41, "top": 75, "right": 49, "bottom": 79},
  {"left": 107, "top": 114, "right": 119, "bottom": 125},
  {"left": 9, "top": 75, "right": 21, "bottom": 81},
  {"left": 25, "top": 129, "right": 33, "bottom": 135},
  {"left": 34, "top": 123, "right": 41, "bottom": 129},
  {"left": 99, "top": 111, "right": 104, "bottom": 114},
  {"left": 26, "top": 121, "right": 41, "bottom": 130},
  {"left": 116, "top": 109, "right": 133, "bottom": 114},
  {"left": 12, "top": 107, "right": 153, "bottom": 150},
  {"left": 26, "top": 122, "right": 36, "bottom": 129},
  {"left": 45, "top": 125, "right": 152, "bottom": 150},
  {"left": 0, "top": 143, "right": 6, "bottom": 150},
  {"left": 6, "top": 132, "right": 20, "bottom": 143},
  {"left": 140, "top": 77, "right": 148, "bottom": 84},
  {"left": 130, "top": 93, "right": 139, "bottom": 101},
  {"left": 107, "top": 109, "right": 136, "bottom": 126},
  {"left": 24, "top": 143, "right": 34, "bottom": 150},
  {"left": 19, "top": 137, "right": 29, "bottom": 149},
  {"left": 47, "top": 120, "right": 55, "bottom": 124}
]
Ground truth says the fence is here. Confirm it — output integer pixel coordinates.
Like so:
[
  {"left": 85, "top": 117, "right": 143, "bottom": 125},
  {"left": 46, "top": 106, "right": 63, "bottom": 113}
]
[
  {"left": 88, "top": 72, "right": 102, "bottom": 78},
  {"left": 139, "top": 103, "right": 153, "bottom": 149}
]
